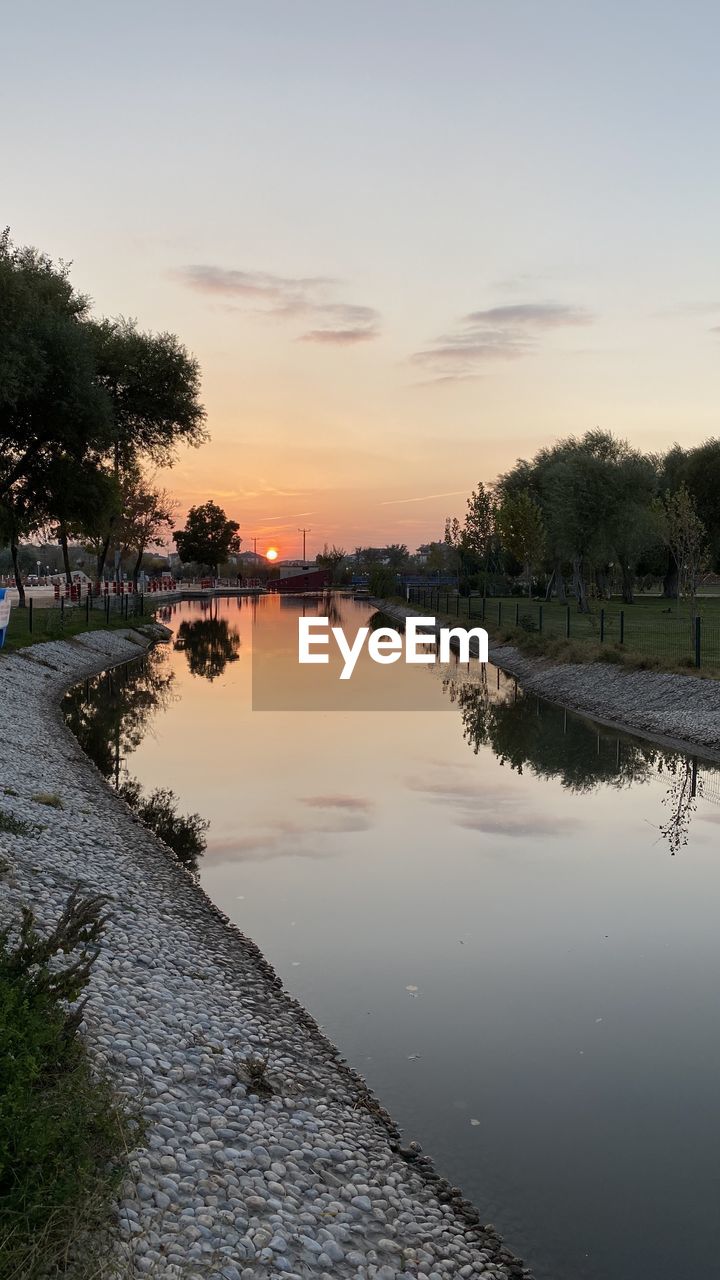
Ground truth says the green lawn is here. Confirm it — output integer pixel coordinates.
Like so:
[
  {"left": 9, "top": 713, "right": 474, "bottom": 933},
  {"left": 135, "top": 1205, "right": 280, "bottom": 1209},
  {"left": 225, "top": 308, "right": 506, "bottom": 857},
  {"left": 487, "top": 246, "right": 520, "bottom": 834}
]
[
  {"left": 1, "top": 597, "right": 149, "bottom": 653},
  {"left": 407, "top": 589, "right": 720, "bottom": 674}
]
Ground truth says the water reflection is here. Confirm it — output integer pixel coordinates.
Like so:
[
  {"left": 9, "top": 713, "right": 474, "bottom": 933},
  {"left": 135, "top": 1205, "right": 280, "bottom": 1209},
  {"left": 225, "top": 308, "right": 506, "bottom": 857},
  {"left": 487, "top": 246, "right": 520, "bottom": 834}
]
[
  {"left": 63, "top": 650, "right": 209, "bottom": 878},
  {"left": 64, "top": 649, "right": 175, "bottom": 787},
  {"left": 442, "top": 671, "right": 715, "bottom": 855},
  {"left": 174, "top": 616, "right": 241, "bottom": 682}
]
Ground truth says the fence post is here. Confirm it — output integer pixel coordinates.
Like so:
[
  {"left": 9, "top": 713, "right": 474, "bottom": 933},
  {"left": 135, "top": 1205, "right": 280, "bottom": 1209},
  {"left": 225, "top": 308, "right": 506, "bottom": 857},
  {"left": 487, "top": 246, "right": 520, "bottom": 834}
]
[
  {"left": 515, "top": 602, "right": 519, "bottom": 626},
  {"left": 566, "top": 605, "right": 570, "bottom": 638},
  {"left": 538, "top": 604, "right": 543, "bottom": 633},
  {"left": 60, "top": 596, "right": 65, "bottom": 626},
  {"left": 498, "top": 601, "right": 502, "bottom": 626},
  {"left": 600, "top": 608, "right": 605, "bottom": 643},
  {"left": 85, "top": 594, "right": 90, "bottom": 626},
  {"left": 695, "top": 615, "right": 701, "bottom": 668},
  {"left": 619, "top": 610, "right": 625, "bottom": 645},
  {"left": 28, "top": 597, "right": 33, "bottom": 633}
]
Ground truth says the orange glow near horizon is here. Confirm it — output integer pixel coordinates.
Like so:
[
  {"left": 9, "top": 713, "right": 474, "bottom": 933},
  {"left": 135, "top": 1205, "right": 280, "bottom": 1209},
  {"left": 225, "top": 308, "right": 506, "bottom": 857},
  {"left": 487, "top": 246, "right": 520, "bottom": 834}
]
[{"left": 266, "top": 548, "right": 279, "bottom": 561}]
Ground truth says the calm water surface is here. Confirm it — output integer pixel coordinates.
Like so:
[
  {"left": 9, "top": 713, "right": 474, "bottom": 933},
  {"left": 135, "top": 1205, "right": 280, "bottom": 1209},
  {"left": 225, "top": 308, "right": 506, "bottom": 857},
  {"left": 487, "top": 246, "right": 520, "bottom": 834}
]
[{"left": 65, "top": 596, "right": 720, "bottom": 1280}]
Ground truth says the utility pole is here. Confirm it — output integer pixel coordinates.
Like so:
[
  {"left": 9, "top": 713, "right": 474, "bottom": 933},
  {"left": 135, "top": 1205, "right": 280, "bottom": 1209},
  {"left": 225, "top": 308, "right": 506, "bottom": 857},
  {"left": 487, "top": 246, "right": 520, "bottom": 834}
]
[{"left": 298, "top": 527, "right": 311, "bottom": 562}]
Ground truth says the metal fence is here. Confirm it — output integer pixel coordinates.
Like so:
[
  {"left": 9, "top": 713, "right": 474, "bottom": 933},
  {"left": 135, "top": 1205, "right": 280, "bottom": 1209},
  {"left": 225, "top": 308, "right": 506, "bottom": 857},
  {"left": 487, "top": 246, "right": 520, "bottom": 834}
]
[
  {"left": 406, "top": 587, "right": 720, "bottom": 671},
  {"left": 9, "top": 588, "right": 147, "bottom": 643}
]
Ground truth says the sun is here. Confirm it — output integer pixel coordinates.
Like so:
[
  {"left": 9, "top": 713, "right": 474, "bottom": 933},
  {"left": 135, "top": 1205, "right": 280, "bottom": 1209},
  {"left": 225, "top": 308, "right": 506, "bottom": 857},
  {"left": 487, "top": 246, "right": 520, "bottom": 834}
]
[{"left": 266, "top": 548, "right": 278, "bottom": 561}]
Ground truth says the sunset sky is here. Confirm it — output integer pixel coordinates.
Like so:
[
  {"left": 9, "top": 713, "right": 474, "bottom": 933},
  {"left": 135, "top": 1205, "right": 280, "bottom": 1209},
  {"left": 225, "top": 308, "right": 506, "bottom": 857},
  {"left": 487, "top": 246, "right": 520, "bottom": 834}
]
[{"left": 4, "top": 1, "right": 720, "bottom": 559}]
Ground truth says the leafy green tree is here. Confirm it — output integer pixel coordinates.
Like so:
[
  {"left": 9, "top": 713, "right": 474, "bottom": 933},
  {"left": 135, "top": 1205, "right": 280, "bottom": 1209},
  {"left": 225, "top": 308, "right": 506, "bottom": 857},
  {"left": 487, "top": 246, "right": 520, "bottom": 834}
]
[
  {"left": 0, "top": 231, "right": 112, "bottom": 511},
  {"left": 117, "top": 466, "right": 176, "bottom": 587},
  {"left": 34, "top": 456, "right": 118, "bottom": 586},
  {"left": 653, "top": 483, "right": 707, "bottom": 616},
  {"left": 462, "top": 483, "right": 496, "bottom": 597},
  {"left": 89, "top": 318, "right": 207, "bottom": 579},
  {"left": 611, "top": 450, "right": 661, "bottom": 603},
  {"left": 174, "top": 501, "right": 241, "bottom": 576},
  {"left": 680, "top": 438, "right": 720, "bottom": 571},
  {"left": 497, "top": 490, "right": 546, "bottom": 597}
]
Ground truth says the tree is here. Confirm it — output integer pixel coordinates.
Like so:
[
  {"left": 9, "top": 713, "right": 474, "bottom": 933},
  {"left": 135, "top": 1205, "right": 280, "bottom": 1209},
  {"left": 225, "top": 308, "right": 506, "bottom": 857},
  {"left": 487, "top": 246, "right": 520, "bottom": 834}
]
[
  {"left": 0, "top": 231, "right": 112, "bottom": 511},
  {"left": 0, "top": 490, "right": 39, "bottom": 607},
  {"left": 443, "top": 516, "right": 462, "bottom": 585},
  {"left": 497, "top": 490, "right": 546, "bottom": 597},
  {"left": 316, "top": 544, "right": 347, "bottom": 583},
  {"left": 653, "top": 483, "right": 707, "bottom": 617},
  {"left": 35, "top": 456, "right": 118, "bottom": 586},
  {"left": 611, "top": 450, "right": 660, "bottom": 603},
  {"left": 174, "top": 501, "right": 241, "bottom": 576},
  {"left": 462, "top": 483, "right": 496, "bottom": 598},
  {"left": 89, "top": 318, "right": 207, "bottom": 579},
  {"left": 383, "top": 543, "right": 409, "bottom": 570},
  {"left": 118, "top": 467, "right": 177, "bottom": 587}
]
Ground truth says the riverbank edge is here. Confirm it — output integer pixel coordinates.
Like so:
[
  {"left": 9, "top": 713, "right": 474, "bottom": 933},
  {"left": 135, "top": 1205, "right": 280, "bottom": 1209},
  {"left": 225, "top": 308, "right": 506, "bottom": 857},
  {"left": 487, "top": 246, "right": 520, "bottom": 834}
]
[
  {"left": 375, "top": 600, "right": 720, "bottom": 763},
  {"left": 0, "top": 625, "right": 529, "bottom": 1280}
]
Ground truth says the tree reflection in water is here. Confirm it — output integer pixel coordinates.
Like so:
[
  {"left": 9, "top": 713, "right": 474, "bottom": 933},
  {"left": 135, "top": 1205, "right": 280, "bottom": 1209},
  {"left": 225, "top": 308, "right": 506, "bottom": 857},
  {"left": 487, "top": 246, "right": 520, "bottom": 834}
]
[
  {"left": 63, "top": 648, "right": 208, "bottom": 878},
  {"left": 173, "top": 614, "right": 241, "bottom": 682},
  {"left": 443, "top": 670, "right": 718, "bottom": 855}
]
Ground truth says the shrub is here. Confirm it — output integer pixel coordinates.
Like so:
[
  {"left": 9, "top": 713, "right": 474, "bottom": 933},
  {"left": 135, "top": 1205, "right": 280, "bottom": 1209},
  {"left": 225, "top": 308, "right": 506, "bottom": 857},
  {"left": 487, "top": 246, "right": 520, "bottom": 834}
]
[
  {"left": 0, "top": 810, "right": 37, "bottom": 837},
  {"left": 0, "top": 890, "right": 141, "bottom": 1278},
  {"left": 119, "top": 780, "right": 208, "bottom": 877}
]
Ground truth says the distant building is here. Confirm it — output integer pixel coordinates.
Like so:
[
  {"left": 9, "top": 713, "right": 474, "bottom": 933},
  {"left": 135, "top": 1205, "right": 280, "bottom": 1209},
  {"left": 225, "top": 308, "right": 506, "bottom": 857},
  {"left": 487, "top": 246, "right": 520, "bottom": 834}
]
[{"left": 272, "top": 567, "right": 330, "bottom": 593}]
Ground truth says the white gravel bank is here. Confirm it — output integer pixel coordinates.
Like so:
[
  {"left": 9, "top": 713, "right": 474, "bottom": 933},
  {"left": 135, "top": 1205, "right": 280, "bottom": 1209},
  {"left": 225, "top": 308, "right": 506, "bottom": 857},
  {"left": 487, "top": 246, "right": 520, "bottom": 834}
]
[{"left": 0, "top": 629, "right": 528, "bottom": 1280}]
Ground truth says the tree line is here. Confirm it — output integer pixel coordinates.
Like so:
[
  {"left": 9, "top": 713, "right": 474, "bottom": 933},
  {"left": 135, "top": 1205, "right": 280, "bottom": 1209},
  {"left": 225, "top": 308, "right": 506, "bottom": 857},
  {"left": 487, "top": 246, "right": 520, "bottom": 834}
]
[
  {"left": 444, "top": 429, "right": 719, "bottom": 611},
  {"left": 0, "top": 231, "right": 207, "bottom": 604}
]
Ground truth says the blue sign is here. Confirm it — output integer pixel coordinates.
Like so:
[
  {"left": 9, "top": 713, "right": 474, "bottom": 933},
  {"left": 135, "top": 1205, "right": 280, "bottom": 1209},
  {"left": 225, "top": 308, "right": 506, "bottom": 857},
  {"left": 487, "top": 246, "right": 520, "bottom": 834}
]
[{"left": 0, "top": 588, "right": 11, "bottom": 648}]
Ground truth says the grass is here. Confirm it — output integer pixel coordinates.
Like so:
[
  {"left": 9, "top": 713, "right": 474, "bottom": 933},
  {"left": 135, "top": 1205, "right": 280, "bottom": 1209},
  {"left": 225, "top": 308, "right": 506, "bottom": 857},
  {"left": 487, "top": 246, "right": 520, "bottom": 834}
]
[
  {"left": 1, "top": 598, "right": 150, "bottom": 654},
  {"left": 30, "top": 791, "right": 63, "bottom": 809},
  {"left": 406, "top": 590, "right": 720, "bottom": 676},
  {"left": 0, "top": 890, "right": 143, "bottom": 1279}
]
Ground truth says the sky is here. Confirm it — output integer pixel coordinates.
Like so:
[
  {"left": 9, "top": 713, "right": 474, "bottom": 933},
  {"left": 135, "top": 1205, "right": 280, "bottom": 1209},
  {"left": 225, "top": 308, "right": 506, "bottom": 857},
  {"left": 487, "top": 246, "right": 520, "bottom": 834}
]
[{"left": 3, "top": 0, "right": 720, "bottom": 558}]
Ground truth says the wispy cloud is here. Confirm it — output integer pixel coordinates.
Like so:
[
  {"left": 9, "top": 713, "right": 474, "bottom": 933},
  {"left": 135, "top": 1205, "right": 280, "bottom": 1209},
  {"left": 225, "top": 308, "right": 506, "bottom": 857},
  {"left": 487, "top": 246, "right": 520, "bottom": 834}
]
[
  {"left": 171, "top": 264, "right": 380, "bottom": 344},
  {"left": 412, "top": 301, "right": 593, "bottom": 381},
  {"left": 380, "top": 489, "right": 469, "bottom": 506}
]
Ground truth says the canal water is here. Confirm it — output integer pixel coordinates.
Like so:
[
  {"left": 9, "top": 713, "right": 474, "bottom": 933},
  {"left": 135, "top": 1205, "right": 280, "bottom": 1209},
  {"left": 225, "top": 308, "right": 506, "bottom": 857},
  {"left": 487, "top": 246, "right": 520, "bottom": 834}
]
[{"left": 64, "top": 595, "right": 720, "bottom": 1280}]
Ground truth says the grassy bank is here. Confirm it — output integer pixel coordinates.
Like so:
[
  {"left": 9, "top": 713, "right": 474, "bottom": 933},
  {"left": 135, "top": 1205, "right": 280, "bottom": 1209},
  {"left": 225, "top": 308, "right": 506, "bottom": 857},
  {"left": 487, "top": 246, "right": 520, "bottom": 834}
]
[
  {"left": 2, "top": 602, "right": 149, "bottom": 654},
  {"left": 400, "top": 593, "right": 720, "bottom": 677},
  {"left": 0, "top": 887, "right": 140, "bottom": 1279}
]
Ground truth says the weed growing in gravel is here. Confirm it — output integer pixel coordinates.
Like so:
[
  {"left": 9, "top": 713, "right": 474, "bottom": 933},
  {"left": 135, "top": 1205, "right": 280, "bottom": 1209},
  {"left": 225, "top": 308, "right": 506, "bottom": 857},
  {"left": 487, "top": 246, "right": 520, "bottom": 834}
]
[
  {"left": 2, "top": 787, "right": 18, "bottom": 796},
  {"left": 0, "top": 810, "right": 37, "bottom": 837},
  {"left": 31, "top": 791, "right": 64, "bottom": 809},
  {"left": 238, "top": 1053, "right": 274, "bottom": 1097}
]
